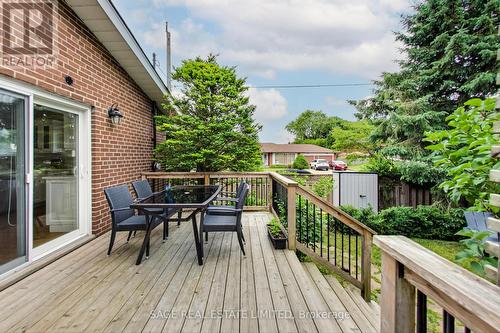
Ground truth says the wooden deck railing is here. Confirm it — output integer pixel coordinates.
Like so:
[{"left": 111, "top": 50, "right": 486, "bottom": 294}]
[
  {"left": 142, "top": 172, "right": 271, "bottom": 210},
  {"left": 375, "top": 235, "right": 500, "bottom": 333},
  {"left": 142, "top": 171, "right": 376, "bottom": 302},
  {"left": 268, "top": 172, "right": 375, "bottom": 301}
]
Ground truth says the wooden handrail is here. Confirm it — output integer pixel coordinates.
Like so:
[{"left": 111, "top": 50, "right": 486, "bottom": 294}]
[
  {"left": 268, "top": 171, "right": 298, "bottom": 187},
  {"left": 296, "top": 185, "right": 376, "bottom": 235},
  {"left": 142, "top": 171, "right": 270, "bottom": 178},
  {"left": 375, "top": 235, "right": 500, "bottom": 333},
  {"left": 269, "top": 172, "right": 375, "bottom": 301}
]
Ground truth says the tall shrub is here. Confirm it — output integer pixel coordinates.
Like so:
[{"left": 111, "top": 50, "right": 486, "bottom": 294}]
[{"left": 155, "top": 55, "right": 262, "bottom": 171}]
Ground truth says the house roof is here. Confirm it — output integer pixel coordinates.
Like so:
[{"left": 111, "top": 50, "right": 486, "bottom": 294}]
[
  {"left": 66, "top": 0, "right": 169, "bottom": 104},
  {"left": 260, "top": 143, "right": 334, "bottom": 154}
]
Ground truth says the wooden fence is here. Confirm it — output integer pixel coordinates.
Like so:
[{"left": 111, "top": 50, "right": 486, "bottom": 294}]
[{"left": 379, "top": 177, "right": 433, "bottom": 210}]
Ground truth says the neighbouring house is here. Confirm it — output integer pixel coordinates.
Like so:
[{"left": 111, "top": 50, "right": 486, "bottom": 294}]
[
  {"left": 260, "top": 142, "right": 336, "bottom": 166},
  {"left": 0, "top": 0, "right": 168, "bottom": 277}
]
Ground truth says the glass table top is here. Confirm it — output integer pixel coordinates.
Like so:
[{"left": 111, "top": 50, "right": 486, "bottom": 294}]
[{"left": 131, "top": 185, "right": 221, "bottom": 209}]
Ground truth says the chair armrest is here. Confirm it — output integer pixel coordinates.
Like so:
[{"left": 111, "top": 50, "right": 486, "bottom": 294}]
[
  {"left": 215, "top": 197, "right": 239, "bottom": 202},
  {"left": 110, "top": 207, "right": 132, "bottom": 213}
]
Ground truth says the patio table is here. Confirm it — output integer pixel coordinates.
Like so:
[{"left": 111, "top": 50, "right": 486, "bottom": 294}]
[{"left": 130, "top": 185, "right": 221, "bottom": 265}]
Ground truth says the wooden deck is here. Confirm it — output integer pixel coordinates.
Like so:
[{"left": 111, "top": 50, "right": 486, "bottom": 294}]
[{"left": 0, "top": 212, "right": 379, "bottom": 333}]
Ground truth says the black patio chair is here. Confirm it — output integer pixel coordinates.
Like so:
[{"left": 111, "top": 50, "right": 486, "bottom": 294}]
[
  {"left": 206, "top": 179, "right": 246, "bottom": 216},
  {"left": 104, "top": 184, "right": 164, "bottom": 256},
  {"left": 200, "top": 183, "right": 249, "bottom": 256},
  {"left": 132, "top": 179, "right": 182, "bottom": 229}
]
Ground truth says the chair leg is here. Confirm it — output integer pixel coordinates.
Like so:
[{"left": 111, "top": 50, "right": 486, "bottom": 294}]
[
  {"left": 107, "top": 230, "right": 116, "bottom": 255},
  {"left": 133, "top": 230, "right": 137, "bottom": 237},
  {"left": 177, "top": 211, "right": 182, "bottom": 227},
  {"left": 205, "top": 231, "right": 208, "bottom": 242},
  {"left": 127, "top": 231, "right": 133, "bottom": 242},
  {"left": 163, "top": 219, "right": 168, "bottom": 241},
  {"left": 241, "top": 229, "right": 246, "bottom": 243},
  {"left": 237, "top": 230, "right": 246, "bottom": 256}
]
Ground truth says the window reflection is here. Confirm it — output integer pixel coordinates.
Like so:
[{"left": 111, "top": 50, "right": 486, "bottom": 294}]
[{"left": 33, "top": 105, "right": 78, "bottom": 247}]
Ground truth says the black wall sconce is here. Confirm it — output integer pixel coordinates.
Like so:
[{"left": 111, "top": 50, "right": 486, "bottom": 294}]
[{"left": 107, "top": 104, "right": 123, "bottom": 125}]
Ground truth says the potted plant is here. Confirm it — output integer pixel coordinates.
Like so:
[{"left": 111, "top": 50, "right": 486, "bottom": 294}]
[{"left": 267, "top": 218, "right": 287, "bottom": 249}]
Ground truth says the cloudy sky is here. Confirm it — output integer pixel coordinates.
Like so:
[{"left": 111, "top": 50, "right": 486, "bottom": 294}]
[{"left": 114, "top": 0, "right": 411, "bottom": 143}]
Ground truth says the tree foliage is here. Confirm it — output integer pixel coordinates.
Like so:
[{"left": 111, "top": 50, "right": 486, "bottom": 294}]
[
  {"left": 425, "top": 98, "right": 500, "bottom": 211},
  {"left": 350, "top": 0, "right": 499, "bottom": 147},
  {"left": 329, "top": 120, "right": 375, "bottom": 153},
  {"left": 155, "top": 55, "right": 262, "bottom": 171},
  {"left": 285, "top": 110, "right": 344, "bottom": 143},
  {"left": 285, "top": 110, "right": 374, "bottom": 154}
]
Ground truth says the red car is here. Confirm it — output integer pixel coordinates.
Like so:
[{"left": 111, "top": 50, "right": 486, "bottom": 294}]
[{"left": 329, "top": 160, "right": 348, "bottom": 170}]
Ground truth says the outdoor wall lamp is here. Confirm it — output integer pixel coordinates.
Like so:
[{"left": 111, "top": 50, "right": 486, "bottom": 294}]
[{"left": 107, "top": 104, "right": 124, "bottom": 125}]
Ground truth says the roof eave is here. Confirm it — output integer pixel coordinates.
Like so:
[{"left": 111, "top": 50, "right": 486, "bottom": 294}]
[{"left": 66, "top": 0, "right": 169, "bottom": 105}]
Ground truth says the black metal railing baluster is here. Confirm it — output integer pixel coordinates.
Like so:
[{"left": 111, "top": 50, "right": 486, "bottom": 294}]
[
  {"left": 355, "top": 233, "right": 359, "bottom": 279},
  {"left": 443, "top": 310, "right": 455, "bottom": 333},
  {"left": 327, "top": 214, "right": 330, "bottom": 261},
  {"left": 298, "top": 195, "right": 302, "bottom": 243},
  {"left": 416, "top": 290, "right": 427, "bottom": 333},
  {"left": 306, "top": 200, "right": 309, "bottom": 248},
  {"left": 320, "top": 209, "right": 323, "bottom": 257},
  {"left": 334, "top": 217, "right": 337, "bottom": 266},
  {"left": 348, "top": 227, "right": 351, "bottom": 274},
  {"left": 313, "top": 205, "right": 316, "bottom": 252},
  {"left": 341, "top": 224, "right": 345, "bottom": 270}
]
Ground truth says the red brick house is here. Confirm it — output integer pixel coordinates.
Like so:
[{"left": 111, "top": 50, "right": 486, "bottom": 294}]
[
  {"left": 0, "top": 0, "right": 168, "bottom": 276},
  {"left": 260, "top": 143, "right": 336, "bottom": 166}
]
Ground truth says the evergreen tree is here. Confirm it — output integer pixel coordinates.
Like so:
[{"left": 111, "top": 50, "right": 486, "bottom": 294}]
[
  {"left": 155, "top": 55, "right": 262, "bottom": 172},
  {"left": 350, "top": 0, "right": 499, "bottom": 148}
]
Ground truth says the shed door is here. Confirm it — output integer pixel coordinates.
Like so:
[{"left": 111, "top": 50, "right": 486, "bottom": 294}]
[{"left": 334, "top": 173, "right": 378, "bottom": 211}]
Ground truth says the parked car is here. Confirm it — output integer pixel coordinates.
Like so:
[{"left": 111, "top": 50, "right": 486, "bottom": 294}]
[
  {"left": 310, "top": 159, "right": 330, "bottom": 171},
  {"left": 329, "top": 160, "right": 348, "bottom": 170}
]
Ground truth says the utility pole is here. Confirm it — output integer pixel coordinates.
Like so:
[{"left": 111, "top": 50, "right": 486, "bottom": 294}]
[{"left": 165, "top": 21, "right": 172, "bottom": 91}]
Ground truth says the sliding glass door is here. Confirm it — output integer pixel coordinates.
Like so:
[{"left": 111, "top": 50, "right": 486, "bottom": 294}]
[
  {"left": 0, "top": 90, "right": 27, "bottom": 274},
  {"left": 0, "top": 80, "right": 90, "bottom": 275}
]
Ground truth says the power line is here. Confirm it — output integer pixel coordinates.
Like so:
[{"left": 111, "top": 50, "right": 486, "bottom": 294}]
[{"left": 247, "top": 83, "right": 373, "bottom": 89}]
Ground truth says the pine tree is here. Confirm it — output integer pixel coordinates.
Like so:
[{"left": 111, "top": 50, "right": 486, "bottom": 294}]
[
  {"left": 155, "top": 55, "right": 262, "bottom": 172},
  {"left": 350, "top": 0, "right": 499, "bottom": 147}
]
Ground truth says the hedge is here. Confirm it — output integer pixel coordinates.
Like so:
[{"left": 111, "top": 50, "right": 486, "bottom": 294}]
[{"left": 341, "top": 205, "right": 466, "bottom": 241}]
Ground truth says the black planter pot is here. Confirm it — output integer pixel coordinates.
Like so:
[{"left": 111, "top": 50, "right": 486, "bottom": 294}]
[{"left": 267, "top": 227, "right": 287, "bottom": 249}]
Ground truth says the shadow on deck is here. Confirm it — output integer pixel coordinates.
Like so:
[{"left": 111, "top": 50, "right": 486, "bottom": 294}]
[{"left": 0, "top": 212, "right": 379, "bottom": 333}]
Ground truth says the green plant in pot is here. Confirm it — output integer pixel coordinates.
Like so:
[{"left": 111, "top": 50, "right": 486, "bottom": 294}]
[{"left": 267, "top": 218, "right": 287, "bottom": 249}]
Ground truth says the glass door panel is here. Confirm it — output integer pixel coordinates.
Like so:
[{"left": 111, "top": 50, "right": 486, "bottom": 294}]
[
  {"left": 33, "top": 105, "right": 78, "bottom": 247},
  {"left": 0, "top": 90, "right": 26, "bottom": 274}
]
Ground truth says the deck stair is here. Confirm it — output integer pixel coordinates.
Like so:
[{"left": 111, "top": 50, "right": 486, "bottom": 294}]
[{"left": 300, "top": 261, "right": 380, "bottom": 333}]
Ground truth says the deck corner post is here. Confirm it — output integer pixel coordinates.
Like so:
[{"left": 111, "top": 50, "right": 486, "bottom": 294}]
[
  {"left": 380, "top": 251, "right": 416, "bottom": 333},
  {"left": 361, "top": 230, "right": 373, "bottom": 302},
  {"left": 204, "top": 174, "right": 210, "bottom": 186},
  {"left": 287, "top": 184, "right": 297, "bottom": 250}
]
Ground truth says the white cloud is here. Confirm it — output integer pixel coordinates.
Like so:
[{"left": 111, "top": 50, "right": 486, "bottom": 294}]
[
  {"left": 146, "top": 0, "right": 409, "bottom": 79},
  {"left": 247, "top": 88, "right": 288, "bottom": 123},
  {"left": 325, "top": 96, "right": 348, "bottom": 107}
]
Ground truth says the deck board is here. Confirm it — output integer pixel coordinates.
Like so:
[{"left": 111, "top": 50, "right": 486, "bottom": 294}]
[{"left": 0, "top": 212, "right": 377, "bottom": 333}]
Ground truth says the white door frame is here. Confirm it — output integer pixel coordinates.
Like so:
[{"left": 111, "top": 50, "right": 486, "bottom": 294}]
[{"left": 0, "top": 76, "right": 92, "bottom": 265}]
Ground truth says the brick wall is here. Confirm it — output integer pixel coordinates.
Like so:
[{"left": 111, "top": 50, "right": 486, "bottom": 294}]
[{"left": 0, "top": 1, "right": 159, "bottom": 235}]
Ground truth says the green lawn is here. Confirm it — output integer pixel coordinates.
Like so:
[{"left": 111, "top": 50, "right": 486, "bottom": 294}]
[{"left": 346, "top": 162, "right": 369, "bottom": 172}]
